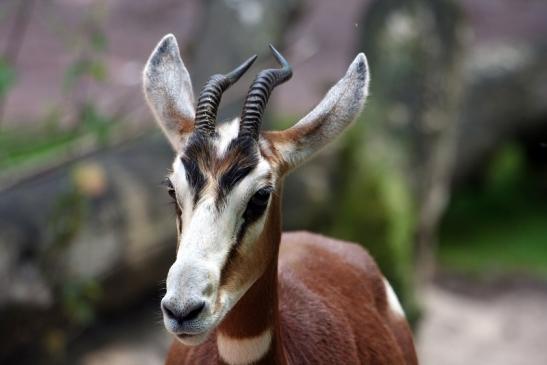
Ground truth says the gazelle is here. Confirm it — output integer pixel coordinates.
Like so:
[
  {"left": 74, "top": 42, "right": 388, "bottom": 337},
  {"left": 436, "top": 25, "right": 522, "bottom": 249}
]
[{"left": 143, "top": 34, "right": 418, "bottom": 365}]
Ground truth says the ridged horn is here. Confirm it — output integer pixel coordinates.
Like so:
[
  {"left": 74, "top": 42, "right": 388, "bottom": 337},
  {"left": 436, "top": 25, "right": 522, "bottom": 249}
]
[
  {"left": 194, "top": 55, "right": 257, "bottom": 136},
  {"left": 239, "top": 45, "right": 292, "bottom": 140}
]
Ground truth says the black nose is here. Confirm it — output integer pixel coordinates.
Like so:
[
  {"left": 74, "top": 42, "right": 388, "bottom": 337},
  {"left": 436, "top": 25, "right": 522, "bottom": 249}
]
[{"left": 162, "top": 300, "right": 206, "bottom": 325}]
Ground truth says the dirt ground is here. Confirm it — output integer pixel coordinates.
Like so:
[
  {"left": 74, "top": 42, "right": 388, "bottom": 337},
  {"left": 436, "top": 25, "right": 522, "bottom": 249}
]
[
  {"left": 418, "top": 280, "right": 547, "bottom": 365},
  {"left": 70, "top": 280, "right": 547, "bottom": 365}
]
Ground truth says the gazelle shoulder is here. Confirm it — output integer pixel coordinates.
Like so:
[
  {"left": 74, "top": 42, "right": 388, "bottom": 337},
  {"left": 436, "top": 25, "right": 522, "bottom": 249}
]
[
  {"left": 279, "top": 231, "right": 379, "bottom": 273},
  {"left": 278, "top": 231, "right": 392, "bottom": 313}
]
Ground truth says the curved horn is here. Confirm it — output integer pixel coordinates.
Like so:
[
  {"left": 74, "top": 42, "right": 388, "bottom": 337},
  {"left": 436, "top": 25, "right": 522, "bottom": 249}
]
[
  {"left": 239, "top": 45, "right": 292, "bottom": 140},
  {"left": 194, "top": 55, "right": 257, "bottom": 136}
]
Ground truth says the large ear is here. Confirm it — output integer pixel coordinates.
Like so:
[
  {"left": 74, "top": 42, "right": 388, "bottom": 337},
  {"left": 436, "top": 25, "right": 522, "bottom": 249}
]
[
  {"left": 265, "top": 53, "right": 369, "bottom": 172},
  {"left": 143, "top": 34, "right": 195, "bottom": 150}
]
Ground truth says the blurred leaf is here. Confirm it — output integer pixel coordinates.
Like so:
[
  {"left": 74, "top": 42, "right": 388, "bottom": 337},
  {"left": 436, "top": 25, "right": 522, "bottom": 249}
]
[
  {"left": 88, "top": 60, "right": 107, "bottom": 81},
  {"left": 61, "top": 279, "right": 103, "bottom": 325},
  {"left": 64, "top": 59, "right": 107, "bottom": 90},
  {"left": 485, "top": 142, "right": 525, "bottom": 193},
  {"left": 90, "top": 29, "right": 107, "bottom": 52},
  {"left": 440, "top": 140, "right": 547, "bottom": 278},
  {"left": 0, "top": 57, "right": 16, "bottom": 97},
  {"left": 49, "top": 188, "right": 85, "bottom": 252},
  {"left": 64, "top": 59, "right": 87, "bottom": 90},
  {"left": 0, "top": 127, "right": 78, "bottom": 169},
  {"left": 440, "top": 213, "right": 547, "bottom": 278},
  {"left": 0, "top": 106, "right": 117, "bottom": 171},
  {"left": 81, "top": 102, "right": 116, "bottom": 144}
]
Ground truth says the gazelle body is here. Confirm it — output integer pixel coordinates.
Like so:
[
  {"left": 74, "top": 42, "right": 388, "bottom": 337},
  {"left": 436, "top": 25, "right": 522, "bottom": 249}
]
[{"left": 143, "top": 34, "right": 418, "bottom": 365}]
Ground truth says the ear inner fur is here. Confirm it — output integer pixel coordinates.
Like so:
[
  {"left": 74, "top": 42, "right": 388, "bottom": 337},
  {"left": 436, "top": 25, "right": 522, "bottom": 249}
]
[
  {"left": 143, "top": 34, "right": 196, "bottom": 150},
  {"left": 264, "top": 53, "right": 369, "bottom": 172}
]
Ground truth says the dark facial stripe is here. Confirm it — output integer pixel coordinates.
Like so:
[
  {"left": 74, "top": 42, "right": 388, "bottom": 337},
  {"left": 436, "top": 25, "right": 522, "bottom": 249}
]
[
  {"left": 181, "top": 156, "right": 205, "bottom": 205},
  {"left": 219, "top": 164, "right": 255, "bottom": 200},
  {"left": 180, "top": 134, "right": 261, "bottom": 209},
  {"left": 217, "top": 136, "right": 259, "bottom": 205},
  {"left": 219, "top": 186, "right": 272, "bottom": 286},
  {"left": 219, "top": 220, "right": 249, "bottom": 287},
  {"left": 180, "top": 134, "right": 212, "bottom": 205}
]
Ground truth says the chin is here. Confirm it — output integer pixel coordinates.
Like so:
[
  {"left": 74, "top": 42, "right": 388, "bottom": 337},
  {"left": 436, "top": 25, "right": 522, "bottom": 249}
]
[
  {"left": 176, "top": 331, "right": 211, "bottom": 346},
  {"left": 163, "top": 318, "right": 215, "bottom": 347}
]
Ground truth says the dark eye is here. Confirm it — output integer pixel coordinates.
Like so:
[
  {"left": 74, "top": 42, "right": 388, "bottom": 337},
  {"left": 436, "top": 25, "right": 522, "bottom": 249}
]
[
  {"left": 164, "top": 178, "right": 177, "bottom": 200},
  {"left": 167, "top": 187, "right": 176, "bottom": 200},
  {"left": 244, "top": 187, "right": 272, "bottom": 222},
  {"left": 164, "top": 178, "right": 181, "bottom": 216}
]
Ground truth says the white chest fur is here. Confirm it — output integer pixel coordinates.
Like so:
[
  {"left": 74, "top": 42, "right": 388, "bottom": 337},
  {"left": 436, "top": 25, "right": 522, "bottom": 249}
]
[{"left": 217, "top": 328, "right": 272, "bottom": 365}]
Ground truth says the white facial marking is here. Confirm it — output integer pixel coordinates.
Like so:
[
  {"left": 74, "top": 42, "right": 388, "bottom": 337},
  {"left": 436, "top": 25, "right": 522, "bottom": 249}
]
[
  {"left": 216, "top": 118, "right": 241, "bottom": 156},
  {"left": 217, "top": 328, "right": 272, "bottom": 365},
  {"left": 383, "top": 278, "right": 405, "bottom": 317},
  {"left": 163, "top": 124, "right": 275, "bottom": 341},
  {"left": 171, "top": 157, "right": 193, "bottom": 229}
]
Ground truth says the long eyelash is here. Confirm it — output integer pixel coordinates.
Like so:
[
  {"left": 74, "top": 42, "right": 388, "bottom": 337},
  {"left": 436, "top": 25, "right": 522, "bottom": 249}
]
[
  {"left": 161, "top": 176, "right": 172, "bottom": 187},
  {"left": 161, "top": 176, "right": 178, "bottom": 201}
]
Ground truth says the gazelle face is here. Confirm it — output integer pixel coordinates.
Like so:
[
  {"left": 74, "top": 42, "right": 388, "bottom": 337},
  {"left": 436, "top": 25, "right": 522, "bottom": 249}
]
[
  {"left": 161, "top": 122, "right": 281, "bottom": 344},
  {"left": 143, "top": 34, "right": 368, "bottom": 345}
]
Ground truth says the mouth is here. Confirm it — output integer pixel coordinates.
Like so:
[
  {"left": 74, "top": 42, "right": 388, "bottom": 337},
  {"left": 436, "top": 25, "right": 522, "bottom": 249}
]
[
  {"left": 174, "top": 329, "right": 212, "bottom": 346},
  {"left": 162, "top": 291, "right": 236, "bottom": 346},
  {"left": 176, "top": 331, "right": 205, "bottom": 340},
  {"left": 163, "top": 302, "right": 230, "bottom": 346},
  {"left": 162, "top": 308, "right": 218, "bottom": 344},
  {"left": 164, "top": 316, "right": 210, "bottom": 336}
]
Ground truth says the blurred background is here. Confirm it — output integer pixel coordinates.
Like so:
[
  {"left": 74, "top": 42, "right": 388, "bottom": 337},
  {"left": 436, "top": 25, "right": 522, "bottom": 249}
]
[{"left": 0, "top": 0, "right": 546, "bottom": 364}]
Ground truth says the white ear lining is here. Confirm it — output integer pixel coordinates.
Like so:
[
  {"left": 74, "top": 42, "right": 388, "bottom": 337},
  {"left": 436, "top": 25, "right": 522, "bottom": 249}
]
[
  {"left": 143, "top": 34, "right": 195, "bottom": 150},
  {"left": 274, "top": 53, "right": 370, "bottom": 170}
]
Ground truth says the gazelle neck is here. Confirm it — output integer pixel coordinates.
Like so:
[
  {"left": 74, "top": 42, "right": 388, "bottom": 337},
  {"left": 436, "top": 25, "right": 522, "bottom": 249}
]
[{"left": 216, "top": 191, "right": 286, "bottom": 365}]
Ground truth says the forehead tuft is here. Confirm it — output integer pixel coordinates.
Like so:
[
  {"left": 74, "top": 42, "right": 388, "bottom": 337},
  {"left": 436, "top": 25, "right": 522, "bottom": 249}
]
[
  {"left": 180, "top": 127, "right": 259, "bottom": 175},
  {"left": 171, "top": 119, "right": 272, "bottom": 203},
  {"left": 216, "top": 118, "right": 241, "bottom": 156}
]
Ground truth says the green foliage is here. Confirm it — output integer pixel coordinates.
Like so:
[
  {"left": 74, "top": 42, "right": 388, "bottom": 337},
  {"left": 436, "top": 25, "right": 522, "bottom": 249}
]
[
  {"left": 89, "top": 26, "right": 108, "bottom": 52},
  {"left": 440, "top": 215, "right": 547, "bottom": 277},
  {"left": 61, "top": 279, "right": 103, "bottom": 325},
  {"left": 46, "top": 180, "right": 103, "bottom": 326},
  {"left": 48, "top": 186, "right": 86, "bottom": 254},
  {"left": 64, "top": 58, "right": 107, "bottom": 90},
  {"left": 329, "top": 153, "right": 420, "bottom": 323},
  {"left": 62, "top": 15, "right": 108, "bottom": 91},
  {"left": 0, "top": 124, "right": 79, "bottom": 170},
  {"left": 80, "top": 102, "right": 113, "bottom": 145},
  {"left": 439, "top": 142, "right": 547, "bottom": 277},
  {"left": 0, "top": 107, "right": 116, "bottom": 171},
  {"left": 0, "top": 1, "right": 113, "bottom": 171},
  {"left": 485, "top": 142, "right": 525, "bottom": 193},
  {"left": 0, "top": 57, "right": 16, "bottom": 98}
]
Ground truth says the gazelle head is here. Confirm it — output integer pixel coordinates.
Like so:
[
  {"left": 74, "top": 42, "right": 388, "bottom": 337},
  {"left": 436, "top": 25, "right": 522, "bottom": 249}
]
[{"left": 143, "top": 34, "right": 369, "bottom": 345}]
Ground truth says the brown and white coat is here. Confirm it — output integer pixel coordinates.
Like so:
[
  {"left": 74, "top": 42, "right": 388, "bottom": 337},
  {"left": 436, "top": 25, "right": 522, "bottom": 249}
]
[{"left": 143, "top": 34, "right": 418, "bottom": 365}]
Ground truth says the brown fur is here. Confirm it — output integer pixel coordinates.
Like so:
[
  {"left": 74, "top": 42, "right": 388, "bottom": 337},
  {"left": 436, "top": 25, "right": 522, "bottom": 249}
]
[{"left": 165, "top": 191, "right": 418, "bottom": 365}]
